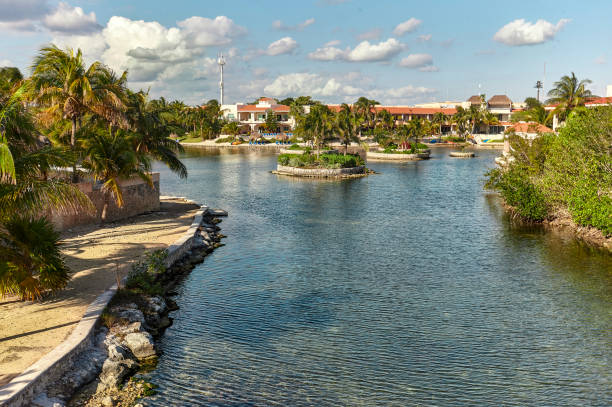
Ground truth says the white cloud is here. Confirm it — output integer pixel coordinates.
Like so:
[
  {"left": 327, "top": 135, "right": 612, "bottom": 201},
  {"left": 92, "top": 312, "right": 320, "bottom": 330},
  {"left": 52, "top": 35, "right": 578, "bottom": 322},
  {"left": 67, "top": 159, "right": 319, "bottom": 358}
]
[
  {"left": 417, "top": 34, "right": 432, "bottom": 42},
  {"left": 356, "top": 28, "right": 381, "bottom": 41},
  {"left": 43, "top": 2, "right": 101, "bottom": 34},
  {"left": 399, "top": 53, "right": 433, "bottom": 68},
  {"left": 418, "top": 65, "right": 439, "bottom": 72},
  {"left": 393, "top": 18, "right": 421, "bottom": 36},
  {"left": 266, "top": 37, "right": 298, "bottom": 56},
  {"left": 178, "top": 16, "right": 246, "bottom": 47},
  {"left": 309, "top": 38, "right": 405, "bottom": 62},
  {"left": 272, "top": 18, "right": 315, "bottom": 31},
  {"left": 0, "top": 58, "right": 13, "bottom": 66},
  {"left": 262, "top": 72, "right": 435, "bottom": 104},
  {"left": 493, "top": 18, "right": 570, "bottom": 46},
  {"left": 324, "top": 39, "right": 341, "bottom": 47},
  {"left": 308, "top": 45, "right": 347, "bottom": 61}
]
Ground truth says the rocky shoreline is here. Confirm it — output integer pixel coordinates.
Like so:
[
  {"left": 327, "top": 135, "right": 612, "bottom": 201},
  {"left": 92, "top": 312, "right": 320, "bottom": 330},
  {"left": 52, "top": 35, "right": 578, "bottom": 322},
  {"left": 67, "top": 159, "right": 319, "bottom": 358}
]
[{"left": 30, "top": 211, "right": 226, "bottom": 407}]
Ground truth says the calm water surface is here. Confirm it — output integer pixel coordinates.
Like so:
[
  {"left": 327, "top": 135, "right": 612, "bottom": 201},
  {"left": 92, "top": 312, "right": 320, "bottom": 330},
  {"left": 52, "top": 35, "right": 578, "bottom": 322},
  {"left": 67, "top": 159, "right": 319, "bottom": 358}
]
[{"left": 147, "top": 147, "right": 611, "bottom": 406}]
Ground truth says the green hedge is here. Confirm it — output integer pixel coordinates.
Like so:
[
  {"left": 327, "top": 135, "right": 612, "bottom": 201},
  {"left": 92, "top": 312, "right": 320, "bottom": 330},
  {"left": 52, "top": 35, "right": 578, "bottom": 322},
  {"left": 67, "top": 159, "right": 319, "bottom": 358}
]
[{"left": 278, "top": 152, "right": 364, "bottom": 168}]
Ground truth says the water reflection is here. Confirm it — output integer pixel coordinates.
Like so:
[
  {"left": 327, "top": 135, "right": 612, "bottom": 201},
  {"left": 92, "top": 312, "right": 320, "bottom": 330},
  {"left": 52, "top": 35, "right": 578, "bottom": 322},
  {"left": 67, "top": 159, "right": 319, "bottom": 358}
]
[{"left": 146, "top": 147, "right": 612, "bottom": 406}]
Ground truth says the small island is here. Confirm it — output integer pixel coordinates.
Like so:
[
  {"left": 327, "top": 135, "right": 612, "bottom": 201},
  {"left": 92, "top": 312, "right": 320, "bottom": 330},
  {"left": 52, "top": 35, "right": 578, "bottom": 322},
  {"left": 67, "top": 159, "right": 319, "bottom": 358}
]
[
  {"left": 274, "top": 152, "right": 368, "bottom": 178},
  {"left": 367, "top": 142, "right": 431, "bottom": 161}
]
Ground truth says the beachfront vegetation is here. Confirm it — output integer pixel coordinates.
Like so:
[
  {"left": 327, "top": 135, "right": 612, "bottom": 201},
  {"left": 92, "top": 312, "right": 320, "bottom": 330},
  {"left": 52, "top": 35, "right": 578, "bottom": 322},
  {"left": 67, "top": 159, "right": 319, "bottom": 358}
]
[
  {"left": 278, "top": 152, "right": 364, "bottom": 169},
  {"left": 486, "top": 107, "right": 611, "bottom": 235},
  {"left": 546, "top": 72, "right": 593, "bottom": 122},
  {"left": 0, "top": 45, "right": 190, "bottom": 299}
]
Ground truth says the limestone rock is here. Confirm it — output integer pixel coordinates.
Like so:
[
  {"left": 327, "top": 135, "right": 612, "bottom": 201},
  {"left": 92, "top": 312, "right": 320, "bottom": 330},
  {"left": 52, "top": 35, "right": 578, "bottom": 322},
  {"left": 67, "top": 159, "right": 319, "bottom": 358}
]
[
  {"left": 123, "top": 332, "right": 156, "bottom": 359},
  {"left": 101, "top": 395, "right": 114, "bottom": 406},
  {"left": 115, "top": 308, "right": 145, "bottom": 324},
  {"left": 108, "top": 343, "right": 131, "bottom": 361},
  {"left": 99, "top": 359, "right": 138, "bottom": 387}
]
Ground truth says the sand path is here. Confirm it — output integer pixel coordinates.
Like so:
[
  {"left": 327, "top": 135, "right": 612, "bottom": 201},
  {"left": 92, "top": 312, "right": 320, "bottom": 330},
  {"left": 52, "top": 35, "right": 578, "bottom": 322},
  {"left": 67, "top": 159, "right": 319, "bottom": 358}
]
[{"left": 0, "top": 200, "right": 199, "bottom": 386}]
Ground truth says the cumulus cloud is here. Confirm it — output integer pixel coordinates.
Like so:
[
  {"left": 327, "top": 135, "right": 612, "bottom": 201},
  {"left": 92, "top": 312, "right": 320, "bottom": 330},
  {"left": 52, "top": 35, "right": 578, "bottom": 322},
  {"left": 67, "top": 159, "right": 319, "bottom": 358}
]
[
  {"left": 356, "top": 28, "right": 381, "bottom": 41},
  {"left": 51, "top": 14, "right": 246, "bottom": 90},
  {"left": 493, "top": 18, "right": 570, "bottom": 46},
  {"left": 324, "top": 40, "right": 341, "bottom": 47},
  {"left": 178, "top": 16, "right": 246, "bottom": 46},
  {"left": 43, "top": 2, "right": 101, "bottom": 34},
  {"left": 272, "top": 18, "right": 315, "bottom": 31},
  {"left": 266, "top": 37, "right": 298, "bottom": 55},
  {"left": 393, "top": 18, "right": 421, "bottom": 36},
  {"left": 417, "top": 34, "right": 432, "bottom": 42},
  {"left": 262, "top": 72, "right": 435, "bottom": 104},
  {"left": 399, "top": 53, "right": 433, "bottom": 68},
  {"left": 309, "top": 38, "right": 405, "bottom": 62}
]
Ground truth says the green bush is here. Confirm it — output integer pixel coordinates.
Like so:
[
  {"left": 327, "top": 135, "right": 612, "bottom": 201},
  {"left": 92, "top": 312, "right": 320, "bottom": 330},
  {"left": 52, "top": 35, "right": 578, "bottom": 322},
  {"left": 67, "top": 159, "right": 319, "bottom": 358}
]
[
  {"left": 124, "top": 250, "right": 167, "bottom": 295},
  {"left": 487, "top": 166, "right": 548, "bottom": 221},
  {"left": 567, "top": 180, "right": 612, "bottom": 236},
  {"left": 277, "top": 152, "right": 363, "bottom": 168},
  {"left": 215, "top": 136, "right": 235, "bottom": 143}
]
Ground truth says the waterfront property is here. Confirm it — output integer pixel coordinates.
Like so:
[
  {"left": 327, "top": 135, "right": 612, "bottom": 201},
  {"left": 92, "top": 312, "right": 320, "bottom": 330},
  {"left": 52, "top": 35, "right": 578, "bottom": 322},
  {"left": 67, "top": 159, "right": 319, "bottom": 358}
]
[{"left": 222, "top": 97, "right": 294, "bottom": 134}]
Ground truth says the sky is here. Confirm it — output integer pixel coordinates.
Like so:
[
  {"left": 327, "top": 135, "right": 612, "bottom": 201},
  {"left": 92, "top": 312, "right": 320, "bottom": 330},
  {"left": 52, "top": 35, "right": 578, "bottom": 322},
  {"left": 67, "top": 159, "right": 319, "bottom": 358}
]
[{"left": 0, "top": 0, "right": 610, "bottom": 106}]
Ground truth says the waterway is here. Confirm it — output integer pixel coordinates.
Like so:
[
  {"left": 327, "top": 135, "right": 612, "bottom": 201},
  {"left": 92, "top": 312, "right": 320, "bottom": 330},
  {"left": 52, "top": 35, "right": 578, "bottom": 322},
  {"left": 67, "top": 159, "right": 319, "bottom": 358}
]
[{"left": 148, "top": 147, "right": 611, "bottom": 406}]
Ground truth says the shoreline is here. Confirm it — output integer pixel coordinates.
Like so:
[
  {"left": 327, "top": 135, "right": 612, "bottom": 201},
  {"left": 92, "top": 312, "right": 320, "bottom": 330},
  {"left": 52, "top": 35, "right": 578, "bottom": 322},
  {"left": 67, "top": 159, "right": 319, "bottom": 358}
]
[{"left": 0, "top": 200, "right": 228, "bottom": 407}]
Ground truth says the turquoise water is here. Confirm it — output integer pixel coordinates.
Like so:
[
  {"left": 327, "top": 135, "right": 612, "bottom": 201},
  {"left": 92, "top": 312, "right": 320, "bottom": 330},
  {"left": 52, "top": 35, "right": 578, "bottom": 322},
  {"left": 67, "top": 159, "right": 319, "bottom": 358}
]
[{"left": 147, "top": 147, "right": 611, "bottom": 406}]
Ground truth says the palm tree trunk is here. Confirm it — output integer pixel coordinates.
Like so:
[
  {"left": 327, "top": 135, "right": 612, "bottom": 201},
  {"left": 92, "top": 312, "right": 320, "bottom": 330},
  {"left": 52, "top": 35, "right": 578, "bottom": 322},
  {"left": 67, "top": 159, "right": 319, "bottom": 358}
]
[
  {"left": 71, "top": 117, "right": 78, "bottom": 183},
  {"left": 101, "top": 193, "right": 110, "bottom": 223}
]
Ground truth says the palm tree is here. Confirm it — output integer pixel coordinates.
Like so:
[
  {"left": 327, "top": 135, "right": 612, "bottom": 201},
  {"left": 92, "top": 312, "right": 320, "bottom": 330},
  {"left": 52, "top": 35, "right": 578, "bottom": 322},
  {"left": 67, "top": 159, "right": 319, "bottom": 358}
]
[
  {"left": 432, "top": 112, "right": 446, "bottom": 138},
  {"left": 336, "top": 103, "right": 361, "bottom": 155},
  {"left": 81, "top": 127, "right": 152, "bottom": 222},
  {"left": 0, "top": 216, "right": 70, "bottom": 300},
  {"left": 512, "top": 99, "right": 553, "bottom": 127},
  {"left": 0, "top": 82, "right": 92, "bottom": 300},
  {"left": 546, "top": 72, "right": 593, "bottom": 121},
  {"left": 297, "top": 104, "right": 333, "bottom": 155},
  {"left": 453, "top": 106, "right": 470, "bottom": 139},
  {"left": 30, "top": 45, "right": 127, "bottom": 181},
  {"left": 222, "top": 121, "right": 240, "bottom": 136},
  {"left": 376, "top": 109, "right": 394, "bottom": 131},
  {"left": 354, "top": 97, "right": 379, "bottom": 134},
  {"left": 125, "top": 90, "right": 187, "bottom": 178}
]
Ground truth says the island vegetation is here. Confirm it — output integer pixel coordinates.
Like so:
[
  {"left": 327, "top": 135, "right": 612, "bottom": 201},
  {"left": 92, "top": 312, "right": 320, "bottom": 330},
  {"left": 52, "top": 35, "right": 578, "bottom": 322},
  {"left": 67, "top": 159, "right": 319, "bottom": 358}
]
[{"left": 278, "top": 152, "right": 364, "bottom": 169}]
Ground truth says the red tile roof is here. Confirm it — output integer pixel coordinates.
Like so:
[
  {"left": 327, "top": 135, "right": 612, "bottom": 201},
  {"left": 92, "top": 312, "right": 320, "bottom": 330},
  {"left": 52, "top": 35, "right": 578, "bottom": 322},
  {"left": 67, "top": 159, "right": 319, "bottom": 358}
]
[
  {"left": 327, "top": 105, "right": 456, "bottom": 115},
  {"left": 507, "top": 122, "right": 553, "bottom": 134},
  {"left": 585, "top": 97, "right": 612, "bottom": 105}
]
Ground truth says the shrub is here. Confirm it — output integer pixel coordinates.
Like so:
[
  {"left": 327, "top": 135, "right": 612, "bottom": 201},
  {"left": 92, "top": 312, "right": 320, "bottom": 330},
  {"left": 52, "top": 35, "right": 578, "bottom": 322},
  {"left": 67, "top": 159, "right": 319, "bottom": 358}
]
[
  {"left": 215, "top": 136, "right": 235, "bottom": 143},
  {"left": 487, "top": 166, "right": 548, "bottom": 221},
  {"left": 124, "top": 250, "right": 167, "bottom": 295},
  {"left": 567, "top": 180, "right": 612, "bottom": 236},
  {"left": 277, "top": 152, "right": 363, "bottom": 168}
]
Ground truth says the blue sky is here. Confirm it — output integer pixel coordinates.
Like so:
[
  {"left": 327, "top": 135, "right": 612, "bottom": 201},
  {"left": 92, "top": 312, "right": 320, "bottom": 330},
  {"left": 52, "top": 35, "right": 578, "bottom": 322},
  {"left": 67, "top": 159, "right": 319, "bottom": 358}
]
[{"left": 0, "top": 0, "right": 610, "bottom": 105}]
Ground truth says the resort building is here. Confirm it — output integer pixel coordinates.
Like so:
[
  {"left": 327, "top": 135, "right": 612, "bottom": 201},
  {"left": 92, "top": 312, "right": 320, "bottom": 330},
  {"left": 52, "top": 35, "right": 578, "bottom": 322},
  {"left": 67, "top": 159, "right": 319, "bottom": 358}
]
[
  {"left": 220, "top": 94, "right": 526, "bottom": 136},
  {"left": 222, "top": 97, "right": 294, "bottom": 133}
]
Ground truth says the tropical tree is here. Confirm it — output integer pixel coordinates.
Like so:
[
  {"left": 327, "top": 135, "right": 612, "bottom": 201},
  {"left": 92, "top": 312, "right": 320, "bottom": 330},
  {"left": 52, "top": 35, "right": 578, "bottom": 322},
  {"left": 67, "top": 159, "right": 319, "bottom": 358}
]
[
  {"left": 0, "top": 216, "right": 70, "bottom": 300},
  {"left": 30, "top": 45, "right": 128, "bottom": 181},
  {"left": 512, "top": 98, "right": 553, "bottom": 127},
  {"left": 336, "top": 103, "right": 361, "bottom": 155},
  {"left": 546, "top": 72, "right": 593, "bottom": 121},
  {"left": 264, "top": 109, "right": 280, "bottom": 133},
  {"left": 0, "top": 81, "right": 91, "bottom": 300},
  {"left": 376, "top": 109, "right": 394, "bottom": 131},
  {"left": 296, "top": 104, "right": 333, "bottom": 155},
  {"left": 222, "top": 121, "right": 240, "bottom": 136},
  {"left": 453, "top": 106, "right": 470, "bottom": 139},
  {"left": 432, "top": 112, "right": 446, "bottom": 137},
  {"left": 354, "top": 97, "right": 379, "bottom": 133},
  {"left": 80, "top": 127, "right": 152, "bottom": 221},
  {"left": 125, "top": 90, "right": 187, "bottom": 178}
]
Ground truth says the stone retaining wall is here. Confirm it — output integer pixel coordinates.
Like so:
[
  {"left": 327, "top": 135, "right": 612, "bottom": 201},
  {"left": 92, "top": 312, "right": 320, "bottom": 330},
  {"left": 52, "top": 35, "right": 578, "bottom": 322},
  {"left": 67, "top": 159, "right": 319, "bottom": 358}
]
[
  {"left": 0, "top": 203, "right": 210, "bottom": 407},
  {"left": 276, "top": 165, "right": 365, "bottom": 177},
  {"left": 366, "top": 152, "right": 430, "bottom": 161},
  {"left": 49, "top": 174, "right": 160, "bottom": 232}
]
